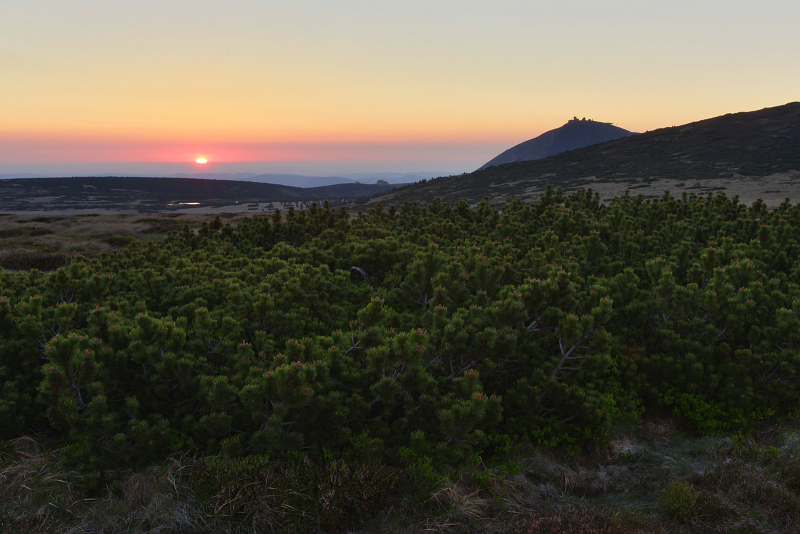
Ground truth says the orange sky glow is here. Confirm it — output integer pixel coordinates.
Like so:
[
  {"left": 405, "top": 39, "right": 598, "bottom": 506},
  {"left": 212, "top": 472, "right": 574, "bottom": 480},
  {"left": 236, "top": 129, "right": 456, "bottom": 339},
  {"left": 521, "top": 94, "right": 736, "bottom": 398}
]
[{"left": 1, "top": 1, "right": 798, "bottom": 176}]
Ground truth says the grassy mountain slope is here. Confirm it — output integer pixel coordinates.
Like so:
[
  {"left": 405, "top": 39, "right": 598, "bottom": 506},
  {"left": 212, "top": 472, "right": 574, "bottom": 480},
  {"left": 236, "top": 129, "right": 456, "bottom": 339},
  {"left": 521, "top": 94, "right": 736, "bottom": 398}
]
[{"left": 370, "top": 102, "right": 800, "bottom": 207}]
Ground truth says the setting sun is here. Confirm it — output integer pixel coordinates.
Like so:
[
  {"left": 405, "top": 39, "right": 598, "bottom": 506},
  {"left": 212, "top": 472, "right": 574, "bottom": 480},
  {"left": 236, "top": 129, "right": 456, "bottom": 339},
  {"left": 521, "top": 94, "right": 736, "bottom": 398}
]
[{"left": 196, "top": 157, "right": 207, "bottom": 164}]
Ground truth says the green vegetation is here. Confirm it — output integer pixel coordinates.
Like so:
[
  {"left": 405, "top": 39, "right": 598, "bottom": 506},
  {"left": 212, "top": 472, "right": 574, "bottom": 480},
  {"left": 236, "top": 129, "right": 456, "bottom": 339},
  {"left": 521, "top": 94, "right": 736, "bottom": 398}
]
[
  {"left": 3, "top": 189, "right": 800, "bottom": 531},
  {"left": 658, "top": 480, "right": 699, "bottom": 519}
]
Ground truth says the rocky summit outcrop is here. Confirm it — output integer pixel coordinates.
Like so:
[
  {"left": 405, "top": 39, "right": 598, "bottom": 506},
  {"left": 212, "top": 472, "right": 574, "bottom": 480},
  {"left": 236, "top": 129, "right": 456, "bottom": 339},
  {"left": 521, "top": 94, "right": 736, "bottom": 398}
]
[{"left": 480, "top": 118, "right": 635, "bottom": 170}]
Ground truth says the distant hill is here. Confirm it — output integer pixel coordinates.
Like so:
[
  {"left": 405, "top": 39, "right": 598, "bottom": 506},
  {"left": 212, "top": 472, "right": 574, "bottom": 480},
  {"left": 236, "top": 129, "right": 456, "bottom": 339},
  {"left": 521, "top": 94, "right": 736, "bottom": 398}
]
[
  {"left": 170, "top": 172, "right": 260, "bottom": 181},
  {"left": 479, "top": 118, "right": 635, "bottom": 170},
  {"left": 244, "top": 174, "right": 352, "bottom": 188},
  {"left": 0, "top": 176, "right": 403, "bottom": 213},
  {"left": 367, "top": 102, "right": 800, "bottom": 207},
  {"left": 340, "top": 172, "right": 442, "bottom": 184},
  {"left": 168, "top": 172, "right": 442, "bottom": 187},
  {"left": 167, "top": 173, "right": 353, "bottom": 187},
  {"left": 2, "top": 172, "right": 436, "bottom": 188}
]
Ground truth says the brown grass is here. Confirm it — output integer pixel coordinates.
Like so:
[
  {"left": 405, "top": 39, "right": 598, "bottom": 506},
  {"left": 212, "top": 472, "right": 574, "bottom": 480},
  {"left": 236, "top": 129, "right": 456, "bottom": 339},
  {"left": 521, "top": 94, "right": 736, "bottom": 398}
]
[
  {"left": 432, "top": 483, "right": 493, "bottom": 522},
  {"left": 639, "top": 412, "right": 677, "bottom": 447},
  {"left": 0, "top": 213, "right": 252, "bottom": 270},
  {"left": 0, "top": 438, "right": 211, "bottom": 534},
  {"left": 0, "top": 437, "right": 85, "bottom": 533},
  {"left": 513, "top": 508, "right": 668, "bottom": 534},
  {"left": 3, "top": 419, "right": 800, "bottom": 533}
]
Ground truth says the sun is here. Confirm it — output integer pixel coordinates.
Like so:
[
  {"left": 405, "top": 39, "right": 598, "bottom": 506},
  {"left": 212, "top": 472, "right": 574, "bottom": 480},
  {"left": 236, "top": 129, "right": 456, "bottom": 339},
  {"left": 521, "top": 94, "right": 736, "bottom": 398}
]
[{"left": 196, "top": 157, "right": 208, "bottom": 164}]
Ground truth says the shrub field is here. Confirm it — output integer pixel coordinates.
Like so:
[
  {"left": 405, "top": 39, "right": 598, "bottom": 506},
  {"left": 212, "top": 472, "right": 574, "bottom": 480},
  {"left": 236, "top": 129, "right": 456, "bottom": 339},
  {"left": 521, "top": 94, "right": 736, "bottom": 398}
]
[{"left": 3, "top": 187, "right": 800, "bottom": 532}]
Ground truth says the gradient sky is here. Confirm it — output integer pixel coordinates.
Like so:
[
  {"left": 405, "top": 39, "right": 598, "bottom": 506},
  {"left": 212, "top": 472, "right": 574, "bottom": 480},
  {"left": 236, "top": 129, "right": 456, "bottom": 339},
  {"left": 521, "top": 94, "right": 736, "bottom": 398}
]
[{"left": 1, "top": 0, "right": 798, "bottom": 177}]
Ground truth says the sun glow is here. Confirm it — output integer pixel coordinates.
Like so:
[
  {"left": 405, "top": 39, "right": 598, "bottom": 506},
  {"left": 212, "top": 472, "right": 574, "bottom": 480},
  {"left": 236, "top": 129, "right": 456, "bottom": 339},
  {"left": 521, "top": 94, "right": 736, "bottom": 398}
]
[{"left": 195, "top": 157, "right": 207, "bottom": 164}]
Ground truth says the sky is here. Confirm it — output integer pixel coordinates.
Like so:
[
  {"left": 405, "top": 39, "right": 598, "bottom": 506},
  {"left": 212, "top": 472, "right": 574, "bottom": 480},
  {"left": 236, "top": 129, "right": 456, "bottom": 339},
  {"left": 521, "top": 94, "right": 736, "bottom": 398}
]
[{"left": 1, "top": 0, "right": 798, "bottom": 178}]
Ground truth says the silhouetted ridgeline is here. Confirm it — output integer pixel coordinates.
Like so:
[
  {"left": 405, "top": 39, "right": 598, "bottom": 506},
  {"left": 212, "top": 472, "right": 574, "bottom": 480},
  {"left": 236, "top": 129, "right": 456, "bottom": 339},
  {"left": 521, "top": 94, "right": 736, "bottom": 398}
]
[
  {"left": 376, "top": 102, "right": 800, "bottom": 206},
  {"left": 480, "top": 117, "right": 635, "bottom": 169}
]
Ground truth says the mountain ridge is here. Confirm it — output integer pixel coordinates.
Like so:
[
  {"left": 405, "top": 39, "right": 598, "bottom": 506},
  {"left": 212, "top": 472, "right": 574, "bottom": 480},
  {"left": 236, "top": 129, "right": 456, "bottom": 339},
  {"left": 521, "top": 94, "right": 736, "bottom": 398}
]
[
  {"left": 479, "top": 118, "right": 635, "bottom": 170},
  {"left": 366, "top": 102, "right": 800, "bottom": 208}
]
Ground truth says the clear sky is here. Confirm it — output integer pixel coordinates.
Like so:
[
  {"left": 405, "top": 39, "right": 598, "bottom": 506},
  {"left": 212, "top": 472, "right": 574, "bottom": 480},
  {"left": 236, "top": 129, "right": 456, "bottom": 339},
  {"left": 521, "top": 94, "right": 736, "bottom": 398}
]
[{"left": 1, "top": 0, "right": 798, "bottom": 177}]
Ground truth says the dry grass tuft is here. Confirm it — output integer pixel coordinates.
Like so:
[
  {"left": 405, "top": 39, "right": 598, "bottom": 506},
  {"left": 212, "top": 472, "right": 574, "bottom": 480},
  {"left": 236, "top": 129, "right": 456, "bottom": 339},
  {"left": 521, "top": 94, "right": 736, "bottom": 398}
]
[
  {"left": 4, "top": 436, "right": 44, "bottom": 457},
  {"left": 0, "top": 437, "right": 84, "bottom": 533},
  {"left": 122, "top": 471, "right": 157, "bottom": 508},
  {"left": 432, "top": 483, "right": 492, "bottom": 522},
  {"left": 610, "top": 437, "right": 640, "bottom": 458},
  {"left": 561, "top": 466, "right": 612, "bottom": 496},
  {"left": 639, "top": 413, "right": 676, "bottom": 447},
  {"left": 0, "top": 439, "right": 211, "bottom": 534}
]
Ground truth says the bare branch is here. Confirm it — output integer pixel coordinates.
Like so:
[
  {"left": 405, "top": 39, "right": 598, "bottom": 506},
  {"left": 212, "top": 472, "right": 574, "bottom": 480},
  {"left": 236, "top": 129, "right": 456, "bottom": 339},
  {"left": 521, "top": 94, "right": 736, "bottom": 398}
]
[
  {"left": 346, "top": 332, "right": 363, "bottom": 354},
  {"left": 546, "top": 328, "right": 596, "bottom": 385},
  {"left": 350, "top": 266, "right": 370, "bottom": 284},
  {"left": 446, "top": 359, "right": 477, "bottom": 380},
  {"left": 69, "top": 381, "right": 86, "bottom": 411},
  {"left": 526, "top": 307, "right": 550, "bottom": 332},
  {"left": 713, "top": 327, "right": 727, "bottom": 343}
]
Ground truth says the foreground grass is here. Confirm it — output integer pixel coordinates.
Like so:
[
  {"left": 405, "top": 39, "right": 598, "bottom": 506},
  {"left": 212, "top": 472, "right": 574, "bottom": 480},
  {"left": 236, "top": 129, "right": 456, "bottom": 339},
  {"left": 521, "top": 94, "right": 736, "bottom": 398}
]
[{"left": 3, "top": 417, "right": 799, "bottom": 533}]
